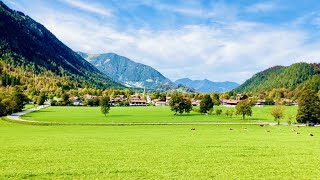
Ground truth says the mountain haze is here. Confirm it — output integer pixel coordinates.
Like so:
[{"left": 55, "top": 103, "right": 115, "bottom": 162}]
[
  {"left": 78, "top": 52, "right": 172, "bottom": 89},
  {"left": 175, "top": 78, "right": 239, "bottom": 93},
  {"left": 0, "top": 1, "right": 122, "bottom": 89}
]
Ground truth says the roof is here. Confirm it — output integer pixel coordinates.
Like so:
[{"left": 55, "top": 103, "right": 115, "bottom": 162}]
[{"left": 129, "top": 99, "right": 147, "bottom": 103}]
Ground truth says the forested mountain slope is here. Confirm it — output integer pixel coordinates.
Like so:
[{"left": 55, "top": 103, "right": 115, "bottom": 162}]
[
  {"left": 234, "top": 62, "right": 320, "bottom": 92},
  {"left": 0, "top": 1, "right": 122, "bottom": 90}
]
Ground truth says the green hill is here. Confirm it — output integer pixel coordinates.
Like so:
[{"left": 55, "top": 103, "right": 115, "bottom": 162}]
[
  {"left": 234, "top": 62, "right": 320, "bottom": 92},
  {"left": 0, "top": 1, "right": 123, "bottom": 90}
]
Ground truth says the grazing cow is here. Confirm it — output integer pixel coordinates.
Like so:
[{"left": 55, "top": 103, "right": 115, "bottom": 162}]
[
  {"left": 309, "top": 133, "right": 314, "bottom": 136},
  {"left": 191, "top": 128, "right": 196, "bottom": 131},
  {"left": 296, "top": 132, "right": 300, "bottom": 135},
  {"left": 229, "top": 128, "right": 233, "bottom": 130},
  {"left": 292, "top": 129, "right": 296, "bottom": 132}
]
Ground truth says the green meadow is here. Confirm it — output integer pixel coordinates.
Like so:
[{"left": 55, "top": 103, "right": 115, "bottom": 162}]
[
  {"left": 22, "top": 106, "right": 298, "bottom": 124},
  {"left": 0, "top": 119, "right": 319, "bottom": 179}
]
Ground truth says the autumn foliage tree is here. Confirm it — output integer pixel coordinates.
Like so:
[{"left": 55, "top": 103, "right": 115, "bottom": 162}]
[
  {"left": 271, "top": 105, "right": 285, "bottom": 125},
  {"left": 236, "top": 99, "right": 254, "bottom": 120}
]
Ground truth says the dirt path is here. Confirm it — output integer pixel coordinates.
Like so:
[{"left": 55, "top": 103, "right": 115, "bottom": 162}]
[{"left": 7, "top": 105, "right": 50, "bottom": 123}]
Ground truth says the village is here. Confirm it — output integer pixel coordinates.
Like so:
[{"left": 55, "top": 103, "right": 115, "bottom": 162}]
[{"left": 68, "top": 93, "right": 298, "bottom": 107}]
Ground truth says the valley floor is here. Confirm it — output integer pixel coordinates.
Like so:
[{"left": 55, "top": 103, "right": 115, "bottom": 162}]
[
  {"left": 0, "top": 119, "right": 319, "bottom": 179},
  {"left": 21, "top": 106, "right": 298, "bottom": 124}
]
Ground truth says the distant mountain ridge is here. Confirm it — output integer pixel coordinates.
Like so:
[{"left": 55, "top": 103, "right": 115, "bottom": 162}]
[
  {"left": 174, "top": 78, "right": 239, "bottom": 93},
  {"left": 0, "top": 1, "right": 122, "bottom": 89},
  {"left": 78, "top": 52, "right": 172, "bottom": 89},
  {"left": 234, "top": 62, "right": 320, "bottom": 92}
]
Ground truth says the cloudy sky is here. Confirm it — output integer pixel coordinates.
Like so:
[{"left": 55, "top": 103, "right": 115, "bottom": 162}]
[{"left": 4, "top": 0, "right": 320, "bottom": 83}]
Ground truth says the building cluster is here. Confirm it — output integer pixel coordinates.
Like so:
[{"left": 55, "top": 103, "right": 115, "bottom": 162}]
[
  {"left": 68, "top": 94, "right": 205, "bottom": 107},
  {"left": 68, "top": 93, "right": 297, "bottom": 107},
  {"left": 220, "top": 94, "right": 298, "bottom": 107}
]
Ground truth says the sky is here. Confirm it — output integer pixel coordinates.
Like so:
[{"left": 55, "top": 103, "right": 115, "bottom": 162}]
[{"left": 3, "top": 0, "right": 320, "bottom": 83}]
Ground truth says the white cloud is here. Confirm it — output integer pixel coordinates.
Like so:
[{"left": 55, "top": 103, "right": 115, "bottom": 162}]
[
  {"left": 246, "top": 2, "right": 277, "bottom": 13},
  {"left": 8, "top": 0, "right": 320, "bottom": 84},
  {"left": 61, "top": 0, "right": 112, "bottom": 16}
]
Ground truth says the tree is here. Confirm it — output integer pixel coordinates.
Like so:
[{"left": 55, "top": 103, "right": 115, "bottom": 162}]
[
  {"left": 296, "top": 90, "right": 320, "bottom": 123},
  {"left": 37, "top": 93, "right": 46, "bottom": 105},
  {"left": 271, "top": 105, "right": 285, "bottom": 125},
  {"left": 60, "top": 93, "right": 71, "bottom": 106},
  {"left": 169, "top": 93, "right": 192, "bottom": 115},
  {"left": 100, "top": 96, "right": 111, "bottom": 117},
  {"left": 200, "top": 94, "right": 214, "bottom": 114},
  {"left": 236, "top": 99, "right": 253, "bottom": 120}
]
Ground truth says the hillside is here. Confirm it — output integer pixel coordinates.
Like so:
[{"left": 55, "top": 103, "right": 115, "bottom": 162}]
[
  {"left": 234, "top": 62, "right": 320, "bottom": 92},
  {"left": 174, "top": 78, "right": 239, "bottom": 93},
  {"left": 0, "top": 1, "right": 122, "bottom": 89},
  {"left": 78, "top": 52, "right": 172, "bottom": 89}
]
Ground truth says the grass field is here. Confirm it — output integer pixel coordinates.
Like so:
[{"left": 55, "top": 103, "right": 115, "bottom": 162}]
[
  {"left": 0, "top": 119, "right": 319, "bottom": 179},
  {"left": 22, "top": 104, "right": 37, "bottom": 111},
  {"left": 22, "top": 106, "right": 298, "bottom": 124}
]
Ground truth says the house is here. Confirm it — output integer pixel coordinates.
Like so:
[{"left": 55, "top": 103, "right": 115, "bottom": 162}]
[
  {"left": 129, "top": 99, "right": 147, "bottom": 106},
  {"left": 71, "top": 96, "right": 83, "bottom": 106},
  {"left": 191, "top": 99, "right": 201, "bottom": 106},
  {"left": 255, "top": 99, "right": 266, "bottom": 107},
  {"left": 281, "top": 98, "right": 298, "bottom": 106},
  {"left": 166, "top": 97, "right": 171, "bottom": 104},
  {"left": 73, "top": 99, "right": 83, "bottom": 106},
  {"left": 155, "top": 101, "right": 166, "bottom": 106},
  {"left": 221, "top": 99, "right": 239, "bottom": 107},
  {"left": 84, "top": 94, "right": 97, "bottom": 100},
  {"left": 236, "top": 94, "right": 248, "bottom": 100}
]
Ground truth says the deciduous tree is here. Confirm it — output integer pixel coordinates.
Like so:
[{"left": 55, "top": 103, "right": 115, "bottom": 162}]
[
  {"left": 236, "top": 99, "right": 253, "bottom": 120},
  {"left": 271, "top": 105, "right": 285, "bottom": 125},
  {"left": 200, "top": 94, "right": 213, "bottom": 114},
  {"left": 100, "top": 96, "right": 111, "bottom": 117},
  {"left": 296, "top": 90, "right": 320, "bottom": 123}
]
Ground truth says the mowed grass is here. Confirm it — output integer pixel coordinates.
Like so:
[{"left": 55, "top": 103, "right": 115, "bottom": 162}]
[
  {"left": 22, "top": 104, "right": 37, "bottom": 111},
  {"left": 22, "top": 106, "right": 298, "bottom": 124},
  {"left": 0, "top": 120, "right": 319, "bottom": 179}
]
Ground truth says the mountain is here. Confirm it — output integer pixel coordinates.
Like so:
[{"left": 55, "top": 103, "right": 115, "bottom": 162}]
[
  {"left": 0, "top": 1, "right": 122, "bottom": 89},
  {"left": 78, "top": 52, "right": 172, "bottom": 89},
  {"left": 234, "top": 62, "right": 320, "bottom": 92},
  {"left": 174, "top": 78, "right": 239, "bottom": 93}
]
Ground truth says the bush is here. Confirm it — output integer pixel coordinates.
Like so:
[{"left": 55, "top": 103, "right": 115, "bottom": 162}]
[
  {"left": 50, "top": 99, "right": 57, "bottom": 106},
  {"left": 215, "top": 109, "right": 222, "bottom": 115},
  {"left": 208, "top": 108, "right": 214, "bottom": 115}
]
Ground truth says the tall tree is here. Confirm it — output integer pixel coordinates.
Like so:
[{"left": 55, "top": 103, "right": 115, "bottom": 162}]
[
  {"left": 200, "top": 94, "right": 213, "bottom": 113},
  {"left": 271, "top": 105, "right": 285, "bottom": 125},
  {"left": 100, "top": 96, "right": 111, "bottom": 117},
  {"left": 236, "top": 99, "right": 253, "bottom": 120},
  {"left": 296, "top": 90, "right": 320, "bottom": 123}
]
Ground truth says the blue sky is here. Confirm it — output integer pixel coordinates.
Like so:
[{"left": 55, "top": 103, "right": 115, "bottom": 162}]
[{"left": 3, "top": 0, "right": 320, "bottom": 83}]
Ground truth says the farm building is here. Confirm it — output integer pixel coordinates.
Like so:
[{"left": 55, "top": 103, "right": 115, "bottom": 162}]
[
  {"left": 129, "top": 99, "right": 147, "bottom": 106},
  {"left": 221, "top": 99, "right": 239, "bottom": 107}
]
